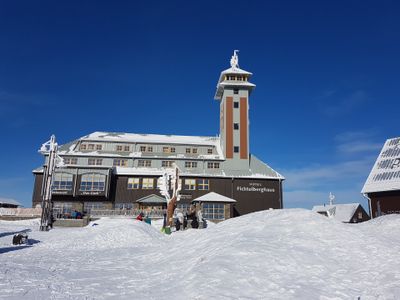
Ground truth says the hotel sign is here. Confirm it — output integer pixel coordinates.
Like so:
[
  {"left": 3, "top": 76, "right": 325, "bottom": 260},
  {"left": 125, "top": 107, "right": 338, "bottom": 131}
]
[{"left": 236, "top": 182, "right": 275, "bottom": 193}]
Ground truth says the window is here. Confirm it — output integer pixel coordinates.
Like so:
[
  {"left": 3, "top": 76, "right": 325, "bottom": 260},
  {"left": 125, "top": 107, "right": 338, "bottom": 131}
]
[
  {"left": 186, "top": 148, "right": 197, "bottom": 154},
  {"left": 234, "top": 89, "right": 239, "bottom": 94},
  {"left": 116, "top": 145, "right": 130, "bottom": 152},
  {"left": 197, "top": 179, "right": 209, "bottom": 190},
  {"left": 84, "top": 202, "right": 105, "bottom": 214},
  {"left": 64, "top": 157, "right": 78, "bottom": 165},
  {"left": 207, "top": 148, "right": 213, "bottom": 154},
  {"left": 87, "top": 144, "right": 95, "bottom": 150},
  {"left": 138, "top": 160, "right": 152, "bottom": 167},
  {"left": 234, "top": 102, "right": 239, "bottom": 108},
  {"left": 177, "top": 203, "right": 191, "bottom": 213},
  {"left": 52, "top": 173, "right": 73, "bottom": 191},
  {"left": 96, "top": 144, "right": 103, "bottom": 151},
  {"left": 162, "top": 161, "right": 175, "bottom": 168},
  {"left": 234, "top": 123, "right": 239, "bottom": 130},
  {"left": 127, "top": 178, "right": 140, "bottom": 189},
  {"left": 358, "top": 212, "right": 363, "bottom": 219},
  {"left": 53, "top": 202, "right": 73, "bottom": 215},
  {"left": 142, "top": 178, "right": 154, "bottom": 189},
  {"left": 80, "top": 144, "right": 87, "bottom": 150},
  {"left": 185, "top": 161, "right": 198, "bottom": 168},
  {"left": 88, "top": 158, "right": 102, "bottom": 166},
  {"left": 80, "top": 173, "right": 106, "bottom": 191},
  {"left": 163, "top": 146, "right": 175, "bottom": 153},
  {"left": 140, "top": 145, "right": 153, "bottom": 152},
  {"left": 184, "top": 179, "right": 196, "bottom": 190},
  {"left": 203, "top": 203, "right": 225, "bottom": 220},
  {"left": 234, "top": 146, "right": 240, "bottom": 153},
  {"left": 115, "top": 203, "right": 134, "bottom": 210},
  {"left": 207, "top": 162, "right": 220, "bottom": 169},
  {"left": 113, "top": 159, "right": 128, "bottom": 167}
]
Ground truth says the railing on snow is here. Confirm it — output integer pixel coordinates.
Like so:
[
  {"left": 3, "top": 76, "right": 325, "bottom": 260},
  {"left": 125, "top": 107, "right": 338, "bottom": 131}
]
[{"left": 89, "top": 209, "right": 166, "bottom": 218}]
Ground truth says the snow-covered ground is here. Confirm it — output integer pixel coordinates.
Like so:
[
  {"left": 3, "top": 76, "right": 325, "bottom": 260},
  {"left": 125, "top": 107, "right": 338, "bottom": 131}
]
[{"left": 1, "top": 209, "right": 399, "bottom": 299}]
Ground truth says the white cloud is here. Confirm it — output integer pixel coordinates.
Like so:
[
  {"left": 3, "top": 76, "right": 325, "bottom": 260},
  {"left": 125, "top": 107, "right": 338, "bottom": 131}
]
[
  {"left": 319, "top": 90, "right": 370, "bottom": 117},
  {"left": 334, "top": 129, "right": 378, "bottom": 143},
  {"left": 282, "top": 157, "right": 374, "bottom": 190},
  {"left": 336, "top": 141, "right": 382, "bottom": 154}
]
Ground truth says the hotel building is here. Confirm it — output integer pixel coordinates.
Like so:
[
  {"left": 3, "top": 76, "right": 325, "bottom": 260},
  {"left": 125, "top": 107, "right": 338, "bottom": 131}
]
[{"left": 32, "top": 52, "right": 284, "bottom": 221}]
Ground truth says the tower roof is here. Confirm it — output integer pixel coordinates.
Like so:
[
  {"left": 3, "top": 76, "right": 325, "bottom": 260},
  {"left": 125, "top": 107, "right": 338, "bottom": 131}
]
[{"left": 214, "top": 51, "right": 256, "bottom": 100}]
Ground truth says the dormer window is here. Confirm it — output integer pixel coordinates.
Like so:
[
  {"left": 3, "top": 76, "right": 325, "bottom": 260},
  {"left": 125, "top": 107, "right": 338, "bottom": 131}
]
[
  {"left": 207, "top": 148, "right": 213, "bottom": 154},
  {"left": 163, "top": 146, "right": 175, "bottom": 153},
  {"left": 88, "top": 158, "right": 102, "bottom": 166}
]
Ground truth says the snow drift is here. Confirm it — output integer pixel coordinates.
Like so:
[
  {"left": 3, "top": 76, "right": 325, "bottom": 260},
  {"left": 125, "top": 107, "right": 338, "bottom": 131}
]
[{"left": 1, "top": 209, "right": 399, "bottom": 299}]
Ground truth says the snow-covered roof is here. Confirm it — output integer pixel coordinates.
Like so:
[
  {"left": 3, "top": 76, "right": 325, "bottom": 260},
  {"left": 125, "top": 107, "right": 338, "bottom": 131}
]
[
  {"left": 192, "top": 192, "right": 236, "bottom": 203},
  {"left": 312, "top": 203, "right": 361, "bottom": 223},
  {"left": 136, "top": 194, "right": 166, "bottom": 204},
  {"left": 82, "top": 132, "right": 221, "bottom": 146},
  {"left": 0, "top": 197, "right": 22, "bottom": 207},
  {"left": 113, "top": 154, "right": 284, "bottom": 180},
  {"left": 57, "top": 131, "right": 224, "bottom": 160},
  {"left": 361, "top": 137, "right": 400, "bottom": 194}
]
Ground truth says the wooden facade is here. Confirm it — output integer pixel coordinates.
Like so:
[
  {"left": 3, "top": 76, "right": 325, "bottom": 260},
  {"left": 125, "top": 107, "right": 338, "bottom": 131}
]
[{"left": 32, "top": 172, "right": 283, "bottom": 218}]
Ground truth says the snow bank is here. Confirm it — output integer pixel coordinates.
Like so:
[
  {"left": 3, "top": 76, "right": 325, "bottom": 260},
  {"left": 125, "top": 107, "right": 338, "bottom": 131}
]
[{"left": 1, "top": 210, "right": 399, "bottom": 299}]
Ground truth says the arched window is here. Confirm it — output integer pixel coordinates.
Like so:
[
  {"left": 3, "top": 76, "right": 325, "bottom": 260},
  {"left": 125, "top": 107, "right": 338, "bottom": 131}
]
[
  {"left": 52, "top": 173, "right": 73, "bottom": 191},
  {"left": 80, "top": 173, "right": 106, "bottom": 191}
]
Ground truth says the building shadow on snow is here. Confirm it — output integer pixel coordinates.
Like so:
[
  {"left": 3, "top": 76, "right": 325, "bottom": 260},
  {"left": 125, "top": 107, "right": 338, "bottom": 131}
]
[
  {"left": 0, "top": 239, "right": 40, "bottom": 255},
  {"left": 0, "top": 229, "right": 32, "bottom": 238}
]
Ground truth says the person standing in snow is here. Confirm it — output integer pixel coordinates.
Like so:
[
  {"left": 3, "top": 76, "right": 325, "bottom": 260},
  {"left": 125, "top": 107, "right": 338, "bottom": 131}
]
[
  {"left": 197, "top": 208, "right": 203, "bottom": 229},
  {"left": 136, "top": 212, "right": 144, "bottom": 221}
]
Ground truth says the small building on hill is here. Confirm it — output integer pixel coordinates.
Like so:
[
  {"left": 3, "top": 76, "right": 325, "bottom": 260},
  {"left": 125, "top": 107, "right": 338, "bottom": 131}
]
[
  {"left": 0, "top": 198, "right": 21, "bottom": 208},
  {"left": 312, "top": 203, "right": 370, "bottom": 223},
  {"left": 362, "top": 136, "right": 400, "bottom": 218}
]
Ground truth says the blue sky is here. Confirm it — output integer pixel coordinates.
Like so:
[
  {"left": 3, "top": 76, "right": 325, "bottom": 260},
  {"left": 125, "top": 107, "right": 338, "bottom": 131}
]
[{"left": 1, "top": 1, "right": 399, "bottom": 209}]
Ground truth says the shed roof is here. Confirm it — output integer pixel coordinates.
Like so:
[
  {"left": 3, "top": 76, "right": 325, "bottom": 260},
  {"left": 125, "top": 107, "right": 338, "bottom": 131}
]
[
  {"left": 312, "top": 203, "right": 361, "bottom": 223},
  {"left": 136, "top": 194, "right": 166, "bottom": 204},
  {"left": 192, "top": 192, "right": 237, "bottom": 203}
]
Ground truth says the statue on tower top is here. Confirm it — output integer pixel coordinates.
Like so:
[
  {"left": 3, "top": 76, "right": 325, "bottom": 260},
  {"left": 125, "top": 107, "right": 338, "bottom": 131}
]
[{"left": 230, "top": 50, "right": 239, "bottom": 70}]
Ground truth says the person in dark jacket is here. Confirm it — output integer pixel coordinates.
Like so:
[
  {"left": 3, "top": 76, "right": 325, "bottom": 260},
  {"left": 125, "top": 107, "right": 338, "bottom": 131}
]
[{"left": 191, "top": 216, "right": 199, "bottom": 229}]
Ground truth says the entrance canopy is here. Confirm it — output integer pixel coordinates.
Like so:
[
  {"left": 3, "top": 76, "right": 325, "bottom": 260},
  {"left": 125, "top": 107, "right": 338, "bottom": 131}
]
[
  {"left": 136, "top": 194, "right": 166, "bottom": 204},
  {"left": 192, "top": 192, "right": 236, "bottom": 203}
]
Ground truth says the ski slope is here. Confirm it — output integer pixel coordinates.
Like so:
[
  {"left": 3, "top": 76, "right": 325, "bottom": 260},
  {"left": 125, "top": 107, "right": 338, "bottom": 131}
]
[{"left": 1, "top": 209, "right": 399, "bottom": 299}]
